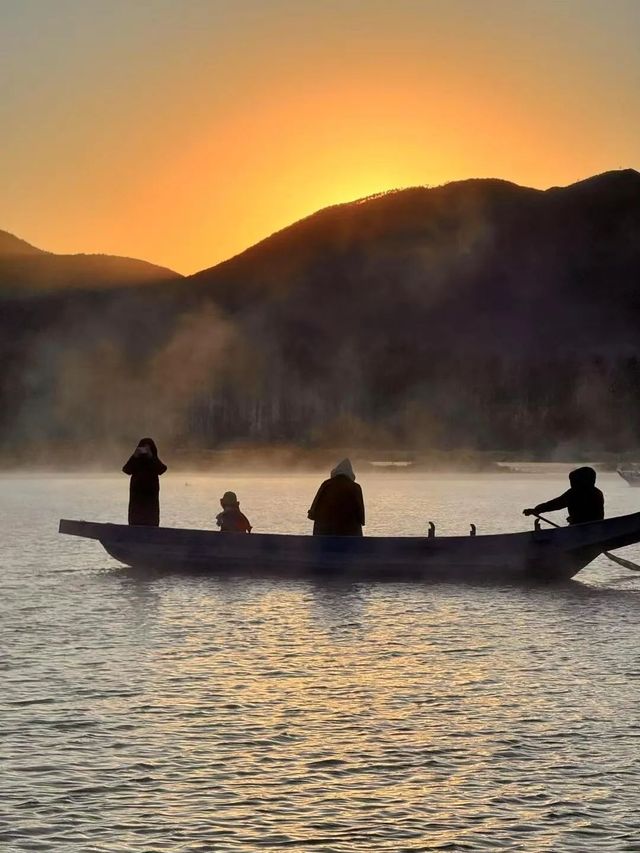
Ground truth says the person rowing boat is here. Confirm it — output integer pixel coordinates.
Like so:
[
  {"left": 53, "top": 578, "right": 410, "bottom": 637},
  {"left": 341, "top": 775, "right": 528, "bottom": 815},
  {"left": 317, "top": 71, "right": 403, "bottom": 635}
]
[{"left": 523, "top": 466, "right": 604, "bottom": 526}]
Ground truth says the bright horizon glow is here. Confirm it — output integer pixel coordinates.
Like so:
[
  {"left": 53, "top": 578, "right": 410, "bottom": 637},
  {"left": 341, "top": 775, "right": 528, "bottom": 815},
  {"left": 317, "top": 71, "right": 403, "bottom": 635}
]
[{"left": 1, "top": 0, "right": 639, "bottom": 274}]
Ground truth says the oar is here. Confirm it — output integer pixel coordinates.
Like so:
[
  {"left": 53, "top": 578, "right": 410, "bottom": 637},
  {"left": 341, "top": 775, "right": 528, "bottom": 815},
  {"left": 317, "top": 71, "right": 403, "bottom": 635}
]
[{"left": 532, "top": 512, "right": 640, "bottom": 572}]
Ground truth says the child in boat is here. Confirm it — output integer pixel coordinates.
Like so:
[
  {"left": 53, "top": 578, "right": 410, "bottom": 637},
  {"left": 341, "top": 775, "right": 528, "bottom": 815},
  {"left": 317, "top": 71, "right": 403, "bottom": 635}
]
[
  {"left": 216, "top": 491, "right": 252, "bottom": 533},
  {"left": 523, "top": 466, "right": 604, "bottom": 525}
]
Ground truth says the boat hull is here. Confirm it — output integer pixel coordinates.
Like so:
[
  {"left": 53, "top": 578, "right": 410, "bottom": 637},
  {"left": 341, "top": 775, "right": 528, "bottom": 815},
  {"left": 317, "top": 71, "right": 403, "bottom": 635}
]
[{"left": 58, "top": 512, "right": 640, "bottom": 583}]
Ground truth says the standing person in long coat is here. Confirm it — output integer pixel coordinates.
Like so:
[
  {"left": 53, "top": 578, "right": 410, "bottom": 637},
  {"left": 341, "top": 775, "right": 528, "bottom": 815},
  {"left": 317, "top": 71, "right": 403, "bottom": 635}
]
[
  {"left": 122, "top": 438, "right": 167, "bottom": 526},
  {"left": 307, "top": 458, "right": 365, "bottom": 536}
]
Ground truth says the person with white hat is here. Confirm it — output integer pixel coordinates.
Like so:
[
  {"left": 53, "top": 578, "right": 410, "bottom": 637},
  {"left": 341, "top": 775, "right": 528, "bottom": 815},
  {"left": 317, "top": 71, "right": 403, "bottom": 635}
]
[{"left": 307, "top": 458, "right": 365, "bottom": 536}]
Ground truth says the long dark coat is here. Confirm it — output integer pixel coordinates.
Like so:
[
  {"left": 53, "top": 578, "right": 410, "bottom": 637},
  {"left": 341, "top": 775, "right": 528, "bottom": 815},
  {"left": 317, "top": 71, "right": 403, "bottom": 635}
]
[
  {"left": 123, "top": 444, "right": 167, "bottom": 526},
  {"left": 308, "top": 474, "right": 365, "bottom": 536}
]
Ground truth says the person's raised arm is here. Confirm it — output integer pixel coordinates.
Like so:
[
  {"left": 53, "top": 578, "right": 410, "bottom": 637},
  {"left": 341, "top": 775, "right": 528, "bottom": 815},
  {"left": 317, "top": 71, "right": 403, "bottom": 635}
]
[{"left": 523, "top": 490, "right": 570, "bottom": 516}]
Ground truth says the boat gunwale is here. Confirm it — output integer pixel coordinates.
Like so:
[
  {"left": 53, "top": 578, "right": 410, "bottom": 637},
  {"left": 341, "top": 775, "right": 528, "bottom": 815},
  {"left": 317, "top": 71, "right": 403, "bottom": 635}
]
[{"left": 59, "top": 511, "right": 640, "bottom": 552}]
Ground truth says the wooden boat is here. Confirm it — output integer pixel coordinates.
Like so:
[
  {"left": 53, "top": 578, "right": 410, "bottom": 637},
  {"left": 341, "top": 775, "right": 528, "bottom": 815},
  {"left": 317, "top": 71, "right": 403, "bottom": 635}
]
[
  {"left": 617, "top": 467, "right": 640, "bottom": 486},
  {"left": 59, "top": 512, "right": 640, "bottom": 582}
]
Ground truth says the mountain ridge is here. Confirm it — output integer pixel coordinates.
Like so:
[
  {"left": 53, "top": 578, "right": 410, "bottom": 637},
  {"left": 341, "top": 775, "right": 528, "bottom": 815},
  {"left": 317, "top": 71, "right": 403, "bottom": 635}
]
[
  {"left": 0, "top": 228, "right": 181, "bottom": 294},
  {"left": 3, "top": 168, "right": 637, "bottom": 278},
  {"left": 188, "top": 170, "right": 639, "bottom": 283},
  {"left": 0, "top": 229, "right": 48, "bottom": 257}
]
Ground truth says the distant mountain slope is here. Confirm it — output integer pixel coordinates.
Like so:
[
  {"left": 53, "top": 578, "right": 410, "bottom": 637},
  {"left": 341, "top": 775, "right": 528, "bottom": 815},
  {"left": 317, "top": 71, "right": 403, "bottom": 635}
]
[
  {"left": 1, "top": 170, "right": 640, "bottom": 456},
  {"left": 0, "top": 229, "right": 180, "bottom": 294},
  {"left": 187, "top": 170, "right": 640, "bottom": 352},
  {"left": 0, "top": 230, "right": 46, "bottom": 256}
]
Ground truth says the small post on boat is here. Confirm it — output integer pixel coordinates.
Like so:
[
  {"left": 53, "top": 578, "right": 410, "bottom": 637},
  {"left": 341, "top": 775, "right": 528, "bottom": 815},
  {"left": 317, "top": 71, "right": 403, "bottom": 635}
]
[
  {"left": 534, "top": 518, "right": 541, "bottom": 531},
  {"left": 470, "top": 524, "right": 476, "bottom": 536},
  {"left": 428, "top": 522, "right": 436, "bottom": 538}
]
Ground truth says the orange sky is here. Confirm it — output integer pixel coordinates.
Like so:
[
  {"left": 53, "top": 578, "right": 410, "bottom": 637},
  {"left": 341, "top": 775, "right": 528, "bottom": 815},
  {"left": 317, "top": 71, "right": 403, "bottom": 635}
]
[{"left": 2, "top": 0, "right": 639, "bottom": 274}]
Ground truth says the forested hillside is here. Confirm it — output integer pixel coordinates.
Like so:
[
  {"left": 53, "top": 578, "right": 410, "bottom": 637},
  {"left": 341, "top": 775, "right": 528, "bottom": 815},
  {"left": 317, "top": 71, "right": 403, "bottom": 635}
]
[{"left": 2, "top": 170, "right": 640, "bottom": 460}]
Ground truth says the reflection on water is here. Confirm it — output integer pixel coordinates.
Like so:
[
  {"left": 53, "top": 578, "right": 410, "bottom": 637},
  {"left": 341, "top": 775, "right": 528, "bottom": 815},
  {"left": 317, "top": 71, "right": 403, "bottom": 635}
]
[{"left": 2, "top": 472, "right": 640, "bottom": 850}]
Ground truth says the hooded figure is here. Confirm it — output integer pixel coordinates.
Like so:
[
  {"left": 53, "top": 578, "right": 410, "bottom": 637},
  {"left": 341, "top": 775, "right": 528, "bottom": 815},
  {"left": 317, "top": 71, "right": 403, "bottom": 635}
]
[
  {"left": 523, "top": 466, "right": 604, "bottom": 525},
  {"left": 122, "top": 438, "right": 167, "bottom": 526},
  {"left": 307, "top": 458, "right": 365, "bottom": 536}
]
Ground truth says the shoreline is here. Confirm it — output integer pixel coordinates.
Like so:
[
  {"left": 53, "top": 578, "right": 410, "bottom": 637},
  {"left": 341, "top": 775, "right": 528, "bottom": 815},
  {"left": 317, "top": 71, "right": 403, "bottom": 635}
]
[{"left": 0, "top": 444, "right": 630, "bottom": 475}]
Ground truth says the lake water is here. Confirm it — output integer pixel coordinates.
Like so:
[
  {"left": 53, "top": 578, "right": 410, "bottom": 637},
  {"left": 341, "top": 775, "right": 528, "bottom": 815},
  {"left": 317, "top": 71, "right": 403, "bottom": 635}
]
[{"left": 3, "top": 471, "right": 640, "bottom": 851}]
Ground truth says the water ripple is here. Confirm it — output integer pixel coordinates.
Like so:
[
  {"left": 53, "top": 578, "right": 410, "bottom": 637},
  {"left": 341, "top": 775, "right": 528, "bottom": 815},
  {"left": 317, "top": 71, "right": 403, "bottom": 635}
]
[{"left": 3, "top": 473, "right": 640, "bottom": 850}]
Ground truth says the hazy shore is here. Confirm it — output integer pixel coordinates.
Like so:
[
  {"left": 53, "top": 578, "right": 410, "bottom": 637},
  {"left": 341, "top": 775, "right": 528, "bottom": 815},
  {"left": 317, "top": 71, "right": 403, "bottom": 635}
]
[{"left": 0, "top": 444, "right": 631, "bottom": 474}]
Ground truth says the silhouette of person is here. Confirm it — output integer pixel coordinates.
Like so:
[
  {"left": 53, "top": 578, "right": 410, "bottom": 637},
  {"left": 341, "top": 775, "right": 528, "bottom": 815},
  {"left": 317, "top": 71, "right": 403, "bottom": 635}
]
[
  {"left": 523, "top": 466, "right": 604, "bottom": 525},
  {"left": 122, "top": 438, "right": 167, "bottom": 526},
  {"left": 308, "top": 458, "right": 365, "bottom": 536},
  {"left": 216, "top": 491, "right": 252, "bottom": 533}
]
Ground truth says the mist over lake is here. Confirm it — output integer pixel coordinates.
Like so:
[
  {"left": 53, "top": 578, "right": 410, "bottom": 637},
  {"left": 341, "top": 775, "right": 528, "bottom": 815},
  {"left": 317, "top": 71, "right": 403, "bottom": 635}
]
[{"left": 4, "top": 471, "right": 640, "bottom": 850}]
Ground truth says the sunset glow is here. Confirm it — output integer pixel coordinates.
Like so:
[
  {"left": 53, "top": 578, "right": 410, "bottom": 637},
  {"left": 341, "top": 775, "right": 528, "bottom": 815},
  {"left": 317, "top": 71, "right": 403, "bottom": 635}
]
[{"left": 2, "top": 0, "right": 639, "bottom": 273}]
